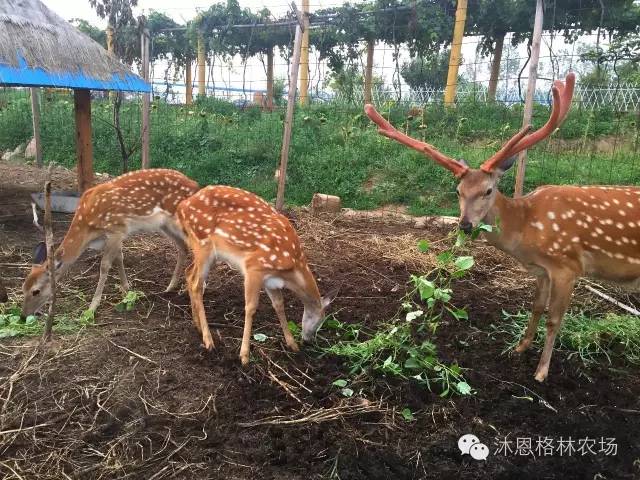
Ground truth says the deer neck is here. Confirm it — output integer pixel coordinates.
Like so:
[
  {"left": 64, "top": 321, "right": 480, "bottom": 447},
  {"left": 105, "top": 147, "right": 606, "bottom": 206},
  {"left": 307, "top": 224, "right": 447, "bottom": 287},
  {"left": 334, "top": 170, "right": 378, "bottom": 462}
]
[{"left": 481, "top": 191, "right": 527, "bottom": 254}]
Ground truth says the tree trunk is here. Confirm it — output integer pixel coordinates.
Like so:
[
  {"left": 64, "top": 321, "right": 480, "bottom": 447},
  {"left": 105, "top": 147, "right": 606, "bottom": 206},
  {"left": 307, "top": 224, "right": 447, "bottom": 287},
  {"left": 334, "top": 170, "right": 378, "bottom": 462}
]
[
  {"left": 266, "top": 48, "right": 274, "bottom": 111},
  {"left": 364, "top": 39, "right": 374, "bottom": 104},
  {"left": 488, "top": 33, "right": 505, "bottom": 103}
]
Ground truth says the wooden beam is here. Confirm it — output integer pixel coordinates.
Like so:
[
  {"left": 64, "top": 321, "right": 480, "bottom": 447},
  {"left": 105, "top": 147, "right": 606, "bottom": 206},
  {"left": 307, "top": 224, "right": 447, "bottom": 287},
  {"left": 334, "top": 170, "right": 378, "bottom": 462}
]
[
  {"left": 30, "top": 87, "right": 43, "bottom": 167},
  {"left": 443, "top": 0, "right": 468, "bottom": 106},
  {"left": 141, "top": 25, "right": 151, "bottom": 169},
  {"left": 275, "top": 8, "right": 304, "bottom": 211},
  {"left": 74, "top": 89, "right": 94, "bottom": 193},
  {"left": 514, "top": 0, "right": 544, "bottom": 197}
]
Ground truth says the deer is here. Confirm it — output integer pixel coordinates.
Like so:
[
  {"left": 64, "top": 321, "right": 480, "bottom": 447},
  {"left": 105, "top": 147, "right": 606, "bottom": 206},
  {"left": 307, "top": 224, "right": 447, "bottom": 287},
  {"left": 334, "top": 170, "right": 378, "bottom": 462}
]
[
  {"left": 21, "top": 169, "right": 199, "bottom": 317},
  {"left": 176, "top": 185, "right": 337, "bottom": 365},
  {"left": 365, "top": 72, "right": 640, "bottom": 382}
]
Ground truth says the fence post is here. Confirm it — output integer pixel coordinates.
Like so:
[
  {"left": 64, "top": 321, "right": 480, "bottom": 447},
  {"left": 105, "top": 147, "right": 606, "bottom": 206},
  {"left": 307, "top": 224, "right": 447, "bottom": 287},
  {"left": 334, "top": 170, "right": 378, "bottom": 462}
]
[
  {"left": 185, "top": 56, "right": 193, "bottom": 105},
  {"left": 364, "top": 39, "right": 375, "bottom": 105},
  {"left": 276, "top": 5, "right": 304, "bottom": 211},
  {"left": 298, "top": 0, "right": 310, "bottom": 106},
  {"left": 443, "top": 0, "right": 468, "bottom": 106},
  {"left": 30, "top": 87, "right": 43, "bottom": 167},
  {"left": 141, "top": 22, "right": 151, "bottom": 169},
  {"left": 197, "top": 33, "right": 206, "bottom": 97},
  {"left": 514, "top": 0, "right": 544, "bottom": 197},
  {"left": 74, "top": 89, "right": 93, "bottom": 193}
]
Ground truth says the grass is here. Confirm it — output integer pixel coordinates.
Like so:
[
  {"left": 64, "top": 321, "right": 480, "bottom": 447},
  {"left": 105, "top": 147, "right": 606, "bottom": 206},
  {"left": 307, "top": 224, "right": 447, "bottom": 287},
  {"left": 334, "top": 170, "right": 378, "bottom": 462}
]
[
  {"left": 1, "top": 88, "right": 639, "bottom": 215},
  {"left": 494, "top": 310, "right": 640, "bottom": 366}
]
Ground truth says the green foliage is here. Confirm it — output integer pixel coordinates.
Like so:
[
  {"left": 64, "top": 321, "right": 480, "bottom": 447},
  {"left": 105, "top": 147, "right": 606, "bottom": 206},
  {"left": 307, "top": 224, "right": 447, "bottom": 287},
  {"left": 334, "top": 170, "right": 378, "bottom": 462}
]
[
  {"left": 115, "top": 290, "right": 145, "bottom": 312},
  {"left": 494, "top": 310, "right": 640, "bottom": 366},
  {"left": 401, "top": 49, "right": 451, "bottom": 90},
  {"left": 0, "top": 304, "right": 95, "bottom": 338}
]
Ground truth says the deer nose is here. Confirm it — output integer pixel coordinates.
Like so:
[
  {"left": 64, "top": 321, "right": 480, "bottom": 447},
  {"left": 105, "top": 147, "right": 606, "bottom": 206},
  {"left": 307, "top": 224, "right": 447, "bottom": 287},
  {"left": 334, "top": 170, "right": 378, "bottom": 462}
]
[{"left": 459, "top": 220, "right": 473, "bottom": 234}]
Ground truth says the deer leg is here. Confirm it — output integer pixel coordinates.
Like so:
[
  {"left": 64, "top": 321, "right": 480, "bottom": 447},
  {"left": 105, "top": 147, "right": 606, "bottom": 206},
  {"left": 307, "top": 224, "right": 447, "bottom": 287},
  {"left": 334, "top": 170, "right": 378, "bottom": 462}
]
[
  {"left": 533, "top": 269, "right": 576, "bottom": 382},
  {"left": 162, "top": 226, "right": 189, "bottom": 293},
  {"left": 89, "top": 235, "right": 124, "bottom": 311},
  {"left": 185, "top": 254, "right": 215, "bottom": 350},
  {"left": 515, "top": 274, "right": 550, "bottom": 353},
  {"left": 239, "top": 270, "right": 263, "bottom": 366},
  {"left": 115, "top": 244, "right": 130, "bottom": 293},
  {"left": 266, "top": 287, "right": 299, "bottom": 352}
]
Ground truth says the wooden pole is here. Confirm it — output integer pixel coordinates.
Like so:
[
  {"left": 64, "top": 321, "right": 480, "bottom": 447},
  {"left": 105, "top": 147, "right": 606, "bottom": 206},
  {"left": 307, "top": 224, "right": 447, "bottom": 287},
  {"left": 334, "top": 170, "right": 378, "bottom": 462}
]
[
  {"left": 298, "top": 0, "right": 310, "bottom": 106},
  {"left": 488, "top": 33, "right": 505, "bottom": 103},
  {"left": 364, "top": 39, "right": 375, "bottom": 105},
  {"left": 276, "top": 6, "right": 304, "bottom": 211},
  {"left": 74, "top": 89, "right": 94, "bottom": 193},
  {"left": 42, "top": 164, "right": 56, "bottom": 342},
  {"left": 266, "top": 47, "right": 274, "bottom": 111},
  {"left": 30, "top": 87, "right": 43, "bottom": 167},
  {"left": 443, "top": 0, "right": 468, "bottom": 106},
  {"left": 197, "top": 33, "right": 206, "bottom": 98},
  {"left": 514, "top": 0, "right": 544, "bottom": 197},
  {"left": 106, "top": 25, "right": 115, "bottom": 102},
  {"left": 141, "top": 24, "right": 151, "bottom": 169},
  {"left": 185, "top": 56, "right": 193, "bottom": 105}
]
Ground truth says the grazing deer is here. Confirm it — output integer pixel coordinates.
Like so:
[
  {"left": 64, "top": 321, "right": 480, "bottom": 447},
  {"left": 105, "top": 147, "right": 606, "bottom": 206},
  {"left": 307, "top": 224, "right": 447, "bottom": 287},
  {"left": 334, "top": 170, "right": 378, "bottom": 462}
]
[
  {"left": 366, "top": 73, "right": 640, "bottom": 382},
  {"left": 22, "top": 169, "right": 199, "bottom": 316},
  {"left": 176, "top": 185, "right": 336, "bottom": 365}
]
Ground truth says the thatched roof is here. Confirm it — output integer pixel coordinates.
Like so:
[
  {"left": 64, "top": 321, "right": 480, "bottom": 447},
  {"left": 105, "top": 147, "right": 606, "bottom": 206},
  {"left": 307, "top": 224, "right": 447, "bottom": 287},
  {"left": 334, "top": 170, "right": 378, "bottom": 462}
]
[{"left": 0, "top": 0, "right": 149, "bottom": 92}]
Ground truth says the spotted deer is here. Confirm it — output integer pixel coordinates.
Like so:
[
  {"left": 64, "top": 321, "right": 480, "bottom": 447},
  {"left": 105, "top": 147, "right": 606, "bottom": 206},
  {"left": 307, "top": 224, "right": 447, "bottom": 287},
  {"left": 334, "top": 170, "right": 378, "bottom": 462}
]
[
  {"left": 176, "top": 185, "right": 336, "bottom": 365},
  {"left": 366, "top": 73, "right": 640, "bottom": 382},
  {"left": 22, "top": 169, "right": 199, "bottom": 316}
]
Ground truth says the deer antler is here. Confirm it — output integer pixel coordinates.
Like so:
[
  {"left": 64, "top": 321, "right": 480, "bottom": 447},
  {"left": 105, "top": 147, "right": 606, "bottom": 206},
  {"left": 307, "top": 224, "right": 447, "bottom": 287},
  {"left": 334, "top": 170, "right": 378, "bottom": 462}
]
[
  {"left": 364, "top": 105, "right": 469, "bottom": 178},
  {"left": 481, "top": 72, "right": 576, "bottom": 173}
]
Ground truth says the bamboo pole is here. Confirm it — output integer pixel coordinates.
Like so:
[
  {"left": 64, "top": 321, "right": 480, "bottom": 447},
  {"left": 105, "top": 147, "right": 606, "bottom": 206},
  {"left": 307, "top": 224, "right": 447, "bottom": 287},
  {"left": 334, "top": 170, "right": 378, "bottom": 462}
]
[
  {"left": 141, "top": 24, "right": 151, "bottom": 169},
  {"left": 298, "top": 0, "right": 310, "bottom": 106},
  {"left": 276, "top": 5, "right": 304, "bottom": 211},
  {"left": 266, "top": 48, "right": 274, "bottom": 111},
  {"left": 514, "top": 0, "right": 544, "bottom": 197},
  {"left": 487, "top": 33, "right": 505, "bottom": 103},
  {"left": 42, "top": 164, "right": 56, "bottom": 342},
  {"left": 30, "top": 87, "right": 43, "bottom": 167},
  {"left": 443, "top": 0, "right": 468, "bottom": 106},
  {"left": 185, "top": 56, "right": 193, "bottom": 105},
  {"left": 197, "top": 33, "right": 206, "bottom": 97},
  {"left": 364, "top": 39, "right": 375, "bottom": 105}
]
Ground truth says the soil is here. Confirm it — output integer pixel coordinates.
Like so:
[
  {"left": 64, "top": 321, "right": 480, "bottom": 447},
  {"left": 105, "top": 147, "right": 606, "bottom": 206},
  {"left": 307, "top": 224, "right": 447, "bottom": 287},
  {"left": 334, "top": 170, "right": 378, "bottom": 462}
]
[{"left": 1, "top": 161, "right": 639, "bottom": 480}]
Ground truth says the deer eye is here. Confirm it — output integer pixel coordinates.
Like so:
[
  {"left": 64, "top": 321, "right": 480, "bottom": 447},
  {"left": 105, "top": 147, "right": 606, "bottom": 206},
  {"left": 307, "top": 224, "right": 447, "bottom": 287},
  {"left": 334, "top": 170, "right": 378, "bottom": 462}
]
[
  {"left": 485, "top": 188, "right": 493, "bottom": 196},
  {"left": 455, "top": 189, "right": 460, "bottom": 197},
  {"left": 32, "top": 289, "right": 40, "bottom": 296}
]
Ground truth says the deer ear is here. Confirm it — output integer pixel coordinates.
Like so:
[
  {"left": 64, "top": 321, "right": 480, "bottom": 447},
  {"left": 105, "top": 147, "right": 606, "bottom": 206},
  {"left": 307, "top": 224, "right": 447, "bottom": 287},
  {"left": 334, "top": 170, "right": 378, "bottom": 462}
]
[
  {"left": 322, "top": 287, "right": 340, "bottom": 309},
  {"left": 496, "top": 155, "right": 517, "bottom": 174},
  {"left": 33, "top": 242, "right": 47, "bottom": 264}
]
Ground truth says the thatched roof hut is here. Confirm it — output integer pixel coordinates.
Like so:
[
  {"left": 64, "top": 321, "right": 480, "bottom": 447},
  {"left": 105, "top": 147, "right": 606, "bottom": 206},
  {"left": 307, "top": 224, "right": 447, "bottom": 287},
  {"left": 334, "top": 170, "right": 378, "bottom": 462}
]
[{"left": 0, "top": 0, "right": 150, "bottom": 191}]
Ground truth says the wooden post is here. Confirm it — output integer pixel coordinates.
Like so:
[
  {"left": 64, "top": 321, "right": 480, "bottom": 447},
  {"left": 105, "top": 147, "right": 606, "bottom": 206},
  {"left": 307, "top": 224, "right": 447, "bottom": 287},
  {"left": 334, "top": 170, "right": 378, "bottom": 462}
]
[
  {"left": 106, "top": 25, "right": 115, "bottom": 101},
  {"left": 42, "top": 164, "right": 56, "bottom": 342},
  {"left": 298, "top": 0, "right": 310, "bottom": 106},
  {"left": 30, "top": 87, "right": 43, "bottom": 167},
  {"left": 276, "top": 6, "right": 304, "bottom": 211},
  {"left": 443, "top": 0, "right": 468, "bottom": 106},
  {"left": 364, "top": 39, "right": 375, "bottom": 104},
  {"left": 488, "top": 33, "right": 505, "bottom": 103},
  {"left": 266, "top": 47, "right": 274, "bottom": 111},
  {"left": 141, "top": 24, "right": 151, "bottom": 169},
  {"left": 74, "top": 89, "right": 94, "bottom": 193},
  {"left": 185, "top": 56, "right": 193, "bottom": 105},
  {"left": 197, "top": 33, "right": 206, "bottom": 98},
  {"left": 514, "top": 0, "right": 544, "bottom": 197}
]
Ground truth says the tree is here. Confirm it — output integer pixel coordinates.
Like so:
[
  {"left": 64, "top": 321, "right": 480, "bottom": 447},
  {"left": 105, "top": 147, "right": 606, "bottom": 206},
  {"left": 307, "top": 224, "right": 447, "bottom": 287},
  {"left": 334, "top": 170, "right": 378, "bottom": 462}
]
[
  {"left": 70, "top": 18, "right": 107, "bottom": 47},
  {"left": 401, "top": 49, "right": 450, "bottom": 91}
]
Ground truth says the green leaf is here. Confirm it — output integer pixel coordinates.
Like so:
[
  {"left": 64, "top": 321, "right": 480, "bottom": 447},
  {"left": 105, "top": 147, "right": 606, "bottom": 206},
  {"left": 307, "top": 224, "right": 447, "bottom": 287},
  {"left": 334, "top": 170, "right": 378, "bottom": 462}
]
[
  {"left": 332, "top": 379, "right": 348, "bottom": 388},
  {"left": 455, "top": 231, "right": 467, "bottom": 247},
  {"left": 437, "top": 251, "right": 453, "bottom": 264},
  {"left": 341, "top": 387, "right": 354, "bottom": 397},
  {"left": 417, "top": 239, "right": 430, "bottom": 252},
  {"left": 287, "top": 320, "right": 301, "bottom": 336},
  {"left": 253, "top": 333, "right": 268, "bottom": 342},
  {"left": 401, "top": 407, "right": 415, "bottom": 422},
  {"left": 454, "top": 256, "right": 474, "bottom": 271},
  {"left": 456, "top": 381, "right": 473, "bottom": 395},
  {"left": 404, "top": 357, "right": 421, "bottom": 370},
  {"left": 415, "top": 278, "right": 435, "bottom": 300},
  {"left": 447, "top": 307, "right": 468, "bottom": 321}
]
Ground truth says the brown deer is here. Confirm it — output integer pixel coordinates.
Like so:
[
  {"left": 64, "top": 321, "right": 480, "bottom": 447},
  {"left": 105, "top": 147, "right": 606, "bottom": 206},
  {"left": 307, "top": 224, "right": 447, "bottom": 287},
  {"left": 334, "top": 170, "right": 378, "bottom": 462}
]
[
  {"left": 22, "top": 169, "right": 199, "bottom": 316},
  {"left": 176, "top": 185, "right": 336, "bottom": 365},
  {"left": 365, "top": 73, "right": 640, "bottom": 382}
]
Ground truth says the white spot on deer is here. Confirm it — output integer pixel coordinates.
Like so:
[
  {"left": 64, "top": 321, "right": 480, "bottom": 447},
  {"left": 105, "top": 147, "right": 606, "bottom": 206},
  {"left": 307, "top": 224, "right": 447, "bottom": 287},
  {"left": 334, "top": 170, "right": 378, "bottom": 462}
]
[
  {"left": 622, "top": 236, "right": 630, "bottom": 243},
  {"left": 605, "top": 235, "right": 613, "bottom": 242},
  {"left": 547, "top": 212, "right": 556, "bottom": 220},
  {"left": 214, "top": 228, "right": 230, "bottom": 238},
  {"left": 619, "top": 210, "right": 627, "bottom": 216},
  {"left": 617, "top": 222, "right": 625, "bottom": 229},
  {"left": 552, "top": 223, "right": 560, "bottom": 232},
  {"left": 531, "top": 222, "right": 544, "bottom": 231},
  {"left": 571, "top": 236, "right": 580, "bottom": 243},
  {"left": 595, "top": 227, "right": 604, "bottom": 234}
]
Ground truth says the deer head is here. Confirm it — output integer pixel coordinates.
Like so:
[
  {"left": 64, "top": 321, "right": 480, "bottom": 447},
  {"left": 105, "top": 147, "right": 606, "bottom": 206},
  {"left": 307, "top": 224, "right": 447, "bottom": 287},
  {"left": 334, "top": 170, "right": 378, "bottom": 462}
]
[{"left": 365, "top": 73, "right": 575, "bottom": 233}]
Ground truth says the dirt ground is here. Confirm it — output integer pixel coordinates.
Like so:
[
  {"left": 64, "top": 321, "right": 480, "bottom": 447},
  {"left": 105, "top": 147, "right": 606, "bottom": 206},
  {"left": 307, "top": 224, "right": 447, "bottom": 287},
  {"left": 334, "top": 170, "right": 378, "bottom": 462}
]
[{"left": 1, "top": 162, "right": 639, "bottom": 480}]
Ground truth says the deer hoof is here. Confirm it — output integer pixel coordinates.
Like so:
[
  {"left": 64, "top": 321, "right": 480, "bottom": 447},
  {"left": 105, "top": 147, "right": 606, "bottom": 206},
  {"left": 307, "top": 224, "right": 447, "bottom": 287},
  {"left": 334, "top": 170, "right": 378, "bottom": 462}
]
[
  {"left": 534, "top": 369, "right": 548, "bottom": 382},
  {"left": 514, "top": 340, "right": 531, "bottom": 353},
  {"left": 239, "top": 353, "right": 250, "bottom": 366}
]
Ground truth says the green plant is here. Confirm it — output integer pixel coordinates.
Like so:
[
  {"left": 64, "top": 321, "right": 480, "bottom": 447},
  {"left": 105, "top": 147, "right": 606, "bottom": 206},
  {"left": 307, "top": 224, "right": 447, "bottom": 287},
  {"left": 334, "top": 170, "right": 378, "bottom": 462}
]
[
  {"left": 115, "top": 290, "right": 145, "bottom": 312},
  {"left": 0, "top": 303, "right": 95, "bottom": 338}
]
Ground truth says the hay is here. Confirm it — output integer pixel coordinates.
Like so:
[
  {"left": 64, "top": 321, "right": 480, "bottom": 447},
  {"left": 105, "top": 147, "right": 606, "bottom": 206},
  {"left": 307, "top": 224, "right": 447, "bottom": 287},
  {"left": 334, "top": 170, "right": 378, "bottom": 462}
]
[{"left": 0, "top": 0, "right": 136, "bottom": 83}]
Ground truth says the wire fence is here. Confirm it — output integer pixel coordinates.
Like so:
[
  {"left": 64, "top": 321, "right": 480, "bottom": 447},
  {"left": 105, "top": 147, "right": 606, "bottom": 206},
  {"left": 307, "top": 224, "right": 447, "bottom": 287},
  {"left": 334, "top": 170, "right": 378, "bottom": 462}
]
[{"left": 1, "top": 3, "right": 639, "bottom": 217}]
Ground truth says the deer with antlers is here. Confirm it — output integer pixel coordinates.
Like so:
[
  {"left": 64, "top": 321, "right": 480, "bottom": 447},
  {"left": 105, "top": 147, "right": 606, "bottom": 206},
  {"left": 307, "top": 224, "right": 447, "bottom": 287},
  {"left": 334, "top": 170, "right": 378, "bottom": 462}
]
[
  {"left": 366, "top": 73, "right": 640, "bottom": 382},
  {"left": 176, "top": 185, "right": 337, "bottom": 365},
  {"left": 22, "top": 169, "right": 199, "bottom": 316}
]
